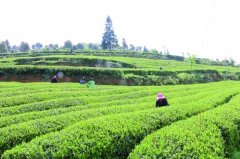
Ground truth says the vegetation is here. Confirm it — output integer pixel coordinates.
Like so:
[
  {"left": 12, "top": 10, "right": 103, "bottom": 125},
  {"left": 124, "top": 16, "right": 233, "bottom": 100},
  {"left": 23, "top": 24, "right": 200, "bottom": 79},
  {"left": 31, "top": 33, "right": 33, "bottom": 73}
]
[
  {"left": 101, "top": 16, "right": 118, "bottom": 50},
  {"left": 129, "top": 94, "right": 240, "bottom": 158},
  {"left": 0, "top": 12, "right": 239, "bottom": 159},
  {"left": 0, "top": 81, "right": 239, "bottom": 158},
  {"left": 185, "top": 53, "right": 197, "bottom": 70},
  {"left": 0, "top": 53, "right": 240, "bottom": 85}
]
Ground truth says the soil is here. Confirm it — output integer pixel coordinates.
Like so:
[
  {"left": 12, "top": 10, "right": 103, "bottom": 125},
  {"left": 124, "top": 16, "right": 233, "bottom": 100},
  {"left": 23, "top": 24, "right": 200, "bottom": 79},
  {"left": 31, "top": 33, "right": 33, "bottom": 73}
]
[{"left": 0, "top": 74, "right": 124, "bottom": 85}]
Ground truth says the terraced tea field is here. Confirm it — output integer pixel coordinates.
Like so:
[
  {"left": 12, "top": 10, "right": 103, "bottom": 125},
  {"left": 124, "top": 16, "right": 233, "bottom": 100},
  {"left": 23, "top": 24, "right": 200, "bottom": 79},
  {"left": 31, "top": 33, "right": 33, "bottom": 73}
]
[
  {"left": 0, "top": 81, "right": 240, "bottom": 158},
  {"left": 1, "top": 54, "right": 239, "bottom": 72},
  {"left": 2, "top": 54, "right": 240, "bottom": 85}
]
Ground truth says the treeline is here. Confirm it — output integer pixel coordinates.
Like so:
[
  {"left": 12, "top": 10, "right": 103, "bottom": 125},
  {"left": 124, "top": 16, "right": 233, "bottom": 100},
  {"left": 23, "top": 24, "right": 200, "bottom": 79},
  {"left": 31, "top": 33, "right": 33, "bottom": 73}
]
[
  {"left": 0, "top": 40, "right": 236, "bottom": 67},
  {"left": 0, "top": 40, "right": 157, "bottom": 54},
  {"left": 0, "top": 15, "right": 236, "bottom": 67}
]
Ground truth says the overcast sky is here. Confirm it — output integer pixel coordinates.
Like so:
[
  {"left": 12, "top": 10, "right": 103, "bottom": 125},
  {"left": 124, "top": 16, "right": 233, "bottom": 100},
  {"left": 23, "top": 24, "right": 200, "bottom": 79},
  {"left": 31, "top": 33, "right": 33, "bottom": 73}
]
[{"left": 0, "top": 0, "right": 240, "bottom": 62}]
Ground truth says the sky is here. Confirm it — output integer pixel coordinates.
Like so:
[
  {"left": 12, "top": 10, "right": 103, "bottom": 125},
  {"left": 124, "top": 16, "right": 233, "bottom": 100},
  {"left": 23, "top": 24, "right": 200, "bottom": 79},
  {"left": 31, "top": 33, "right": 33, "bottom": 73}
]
[{"left": 0, "top": 0, "right": 240, "bottom": 62}]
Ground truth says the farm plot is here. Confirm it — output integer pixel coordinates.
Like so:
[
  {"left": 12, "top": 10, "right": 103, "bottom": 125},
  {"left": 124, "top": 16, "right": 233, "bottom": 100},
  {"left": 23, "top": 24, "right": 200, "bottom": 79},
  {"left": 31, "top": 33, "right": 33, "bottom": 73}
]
[
  {"left": 129, "top": 94, "right": 240, "bottom": 159},
  {"left": 0, "top": 81, "right": 239, "bottom": 158}
]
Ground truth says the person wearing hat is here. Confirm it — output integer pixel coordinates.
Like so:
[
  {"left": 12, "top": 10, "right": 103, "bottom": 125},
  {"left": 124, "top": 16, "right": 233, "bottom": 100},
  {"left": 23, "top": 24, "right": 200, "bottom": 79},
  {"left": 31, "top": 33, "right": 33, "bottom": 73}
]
[
  {"left": 155, "top": 93, "right": 169, "bottom": 107},
  {"left": 51, "top": 75, "right": 58, "bottom": 83}
]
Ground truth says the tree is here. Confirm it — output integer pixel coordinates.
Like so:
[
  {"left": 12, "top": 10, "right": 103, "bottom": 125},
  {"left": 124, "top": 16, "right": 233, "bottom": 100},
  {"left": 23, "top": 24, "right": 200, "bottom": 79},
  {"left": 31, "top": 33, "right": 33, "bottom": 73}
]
[
  {"left": 35, "top": 43, "right": 43, "bottom": 50},
  {"left": 101, "top": 16, "right": 118, "bottom": 50},
  {"left": 31, "top": 44, "right": 36, "bottom": 50},
  {"left": 76, "top": 43, "right": 84, "bottom": 50},
  {"left": 88, "top": 43, "right": 99, "bottom": 50},
  {"left": 135, "top": 46, "right": 142, "bottom": 52},
  {"left": 5, "top": 40, "right": 11, "bottom": 52},
  {"left": 151, "top": 48, "right": 159, "bottom": 54},
  {"left": 122, "top": 38, "right": 128, "bottom": 50},
  {"left": 143, "top": 46, "right": 148, "bottom": 52},
  {"left": 129, "top": 44, "right": 135, "bottom": 51},
  {"left": 162, "top": 45, "right": 170, "bottom": 55},
  {"left": 229, "top": 58, "right": 235, "bottom": 66},
  {"left": 44, "top": 45, "right": 49, "bottom": 51},
  {"left": 185, "top": 53, "right": 196, "bottom": 70},
  {"left": 0, "top": 41, "right": 8, "bottom": 53},
  {"left": 54, "top": 44, "right": 59, "bottom": 49},
  {"left": 200, "top": 58, "right": 212, "bottom": 65},
  {"left": 48, "top": 43, "right": 54, "bottom": 50},
  {"left": 72, "top": 45, "right": 77, "bottom": 50},
  {"left": 19, "top": 42, "right": 30, "bottom": 52},
  {"left": 11, "top": 45, "right": 19, "bottom": 52},
  {"left": 221, "top": 58, "right": 235, "bottom": 66},
  {"left": 164, "top": 49, "right": 170, "bottom": 55},
  {"left": 64, "top": 40, "right": 73, "bottom": 49}
]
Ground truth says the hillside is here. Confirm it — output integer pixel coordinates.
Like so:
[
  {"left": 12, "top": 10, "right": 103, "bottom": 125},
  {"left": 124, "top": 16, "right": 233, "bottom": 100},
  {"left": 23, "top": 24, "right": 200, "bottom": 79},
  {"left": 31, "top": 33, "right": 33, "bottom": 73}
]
[
  {"left": 0, "top": 81, "right": 240, "bottom": 158},
  {"left": 0, "top": 52, "right": 239, "bottom": 85}
]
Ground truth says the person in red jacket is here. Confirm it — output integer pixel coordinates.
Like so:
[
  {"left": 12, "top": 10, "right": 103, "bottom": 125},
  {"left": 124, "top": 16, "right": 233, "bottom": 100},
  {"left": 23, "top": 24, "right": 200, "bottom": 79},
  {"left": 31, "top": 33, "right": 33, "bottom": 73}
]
[{"left": 155, "top": 93, "right": 169, "bottom": 107}]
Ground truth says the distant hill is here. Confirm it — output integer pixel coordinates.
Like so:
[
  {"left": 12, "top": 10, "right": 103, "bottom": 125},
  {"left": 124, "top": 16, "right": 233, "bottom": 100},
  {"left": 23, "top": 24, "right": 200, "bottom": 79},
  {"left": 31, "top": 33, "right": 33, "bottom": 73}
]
[{"left": 0, "top": 51, "right": 239, "bottom": 85}]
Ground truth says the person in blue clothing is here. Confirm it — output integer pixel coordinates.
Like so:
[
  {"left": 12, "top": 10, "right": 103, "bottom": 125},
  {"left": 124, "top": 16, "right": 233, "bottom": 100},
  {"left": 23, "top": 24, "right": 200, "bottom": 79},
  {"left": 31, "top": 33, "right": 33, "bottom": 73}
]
[{"left": 80, "top": 76, "right": 86, "bottom": 84}]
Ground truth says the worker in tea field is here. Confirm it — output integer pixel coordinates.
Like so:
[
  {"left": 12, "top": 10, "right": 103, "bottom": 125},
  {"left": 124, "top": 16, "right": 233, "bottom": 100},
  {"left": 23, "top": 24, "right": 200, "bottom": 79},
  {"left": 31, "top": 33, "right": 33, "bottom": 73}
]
[
  {"left": 80, "top": 76, "right": 86, "bottom": 84},
  {"left": 51, "top": 75, "right": 58, "bottom": 83},
  {"left": 87, "top": 78, "right": 96, "bottom": 88},
  {"left": 155, "top": 93, "right": 169, "bottom": 107}
]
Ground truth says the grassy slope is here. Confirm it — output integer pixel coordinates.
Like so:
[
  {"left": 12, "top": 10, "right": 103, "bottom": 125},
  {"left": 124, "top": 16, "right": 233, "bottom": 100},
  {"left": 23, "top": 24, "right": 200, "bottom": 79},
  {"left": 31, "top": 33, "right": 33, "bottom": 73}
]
[{"left": 1, "top": 54, "right": 239, "bottom": 72}]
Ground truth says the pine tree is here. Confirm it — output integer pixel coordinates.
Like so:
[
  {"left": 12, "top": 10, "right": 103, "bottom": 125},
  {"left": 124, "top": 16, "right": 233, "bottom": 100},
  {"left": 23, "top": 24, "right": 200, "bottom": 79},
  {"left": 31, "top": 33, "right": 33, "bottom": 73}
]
[
  {"left": 101, "top": 16, "right": 118, "bottom": 50},
  {"left": 64, "top": 40, "right": 73, "bottom": 49},
  {"left": 122, "top": 38, "right": 128, "bottom": 50},
  {"left": 19, "top": 42, "right": 30, "bottom": 52},
  {"left": 5, "top": 40, "right": 11, "bottom": 52},
  {"left": 0, "top": 41, "right": 8, "bottom": 53},
  {"left": 143, "top": 46, "right": 148, "bottom": 52}
]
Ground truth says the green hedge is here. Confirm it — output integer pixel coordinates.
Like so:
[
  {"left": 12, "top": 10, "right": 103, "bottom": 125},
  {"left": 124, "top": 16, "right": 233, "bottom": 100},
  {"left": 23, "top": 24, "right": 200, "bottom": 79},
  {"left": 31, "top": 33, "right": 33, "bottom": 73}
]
[
  {"left": 1, "top": 65, "right": 239, "bottom": 85},
  {"left": 129, "top": 94, "right": 240, "bottom": 159},
  {"left": 14, "top": 57, "right": 135, "bottom": 68},
  {"left": 2, "top": 87, "right": 238, "bottom": 158}
]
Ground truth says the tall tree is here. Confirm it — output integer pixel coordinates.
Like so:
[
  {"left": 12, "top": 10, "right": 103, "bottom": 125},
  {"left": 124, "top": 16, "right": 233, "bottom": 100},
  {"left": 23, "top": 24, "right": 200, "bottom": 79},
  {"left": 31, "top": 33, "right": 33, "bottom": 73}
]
[
  {"left": 19, "top": 42, "right": 30, "bottom": 52},
  {"left": 72, "top": 45, "right": 77, "bottom": 50},
  {"left": 101, "top": 16, "right": 118, "bottom": 50},
  {"left": 151, "top": 48, "right": 159, "bottom": 54},
  {"left": 229, "top": 58, "right": 235, "bottom": 66},
  {"left": 5, "top": 40, "right": 11, "bottom": 52},
  {"left": 11, "top": 45, "right": 19, "bottom": 52},
  {"left": 44, "top": 45, "right": 49, "bottom": 51},
  {"left": 76, "top": 43, "right": 84, "bottom": 50},
  {"left": 135, "top": 46, "right": 142, "bottom": 52},
  {"left": 35, "top": 43, "right": 43, "bottom": 50},
  {"left": 64, "top": 40, "right": 73, "bottom": 49},
  {"left": 143, "top": 46, "right": 148, "bottom": 52},
  {"left": 31, "top": 44, "right": 36, "bottom": 50},
  {"left": 129, "top": 44, "right": 135, "bottom": 51},
  {"left": 0, "top": 41, "right": 8, "bottom": 53},
  {"left": 122, "top": 38, "right": 128, "bottom": 50},
  {"left": 88, "top": 43, "right": 99, "bottom": 50},
  {"left": 48, "top": 43, "right": 54, "bottom": 50},
  {"left": 185, "top": 53, "right": 196, "bottom": 70},
  {"left": 54, "top": 44, "right": 59, "bottom": 50}
]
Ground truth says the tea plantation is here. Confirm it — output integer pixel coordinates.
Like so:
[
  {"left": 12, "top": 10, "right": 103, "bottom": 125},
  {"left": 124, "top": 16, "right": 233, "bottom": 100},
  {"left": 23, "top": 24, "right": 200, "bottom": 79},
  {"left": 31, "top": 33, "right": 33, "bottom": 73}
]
[
  {"left": 0, "top": 81, "right": 240, "bottom": 158},
  {"left": 1, "top": 53, "right": 240, "bottom": 85}
]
